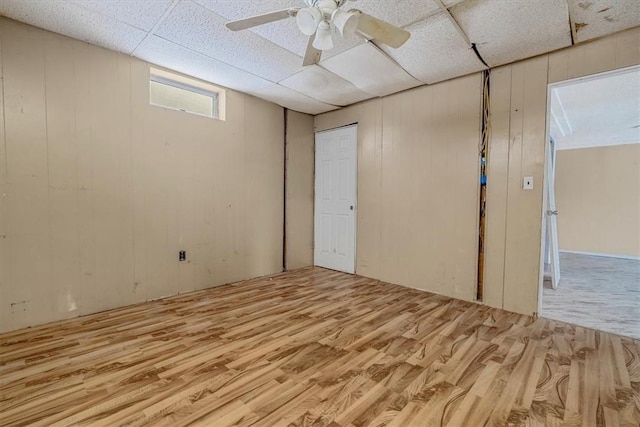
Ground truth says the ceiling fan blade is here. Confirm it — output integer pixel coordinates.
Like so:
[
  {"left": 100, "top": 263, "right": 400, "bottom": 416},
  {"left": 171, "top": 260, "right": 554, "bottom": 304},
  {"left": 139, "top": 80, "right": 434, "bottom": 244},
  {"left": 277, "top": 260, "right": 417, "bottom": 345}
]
[
  {"left": 354, "top": 12, "right": 410, "bottom": 48},
  {"left": 226, "top": 8, "right": 297, "bottom": 31},
  {"left": 302, "top": 34, "right": 322, "bottom": 66}
]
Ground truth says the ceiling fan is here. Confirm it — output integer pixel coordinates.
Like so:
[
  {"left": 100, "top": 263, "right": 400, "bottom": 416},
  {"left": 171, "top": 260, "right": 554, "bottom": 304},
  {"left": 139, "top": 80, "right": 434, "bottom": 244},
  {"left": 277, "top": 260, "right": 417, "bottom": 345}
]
[{"left": 225, "top": 0, "right": 411, "bottom": 66}]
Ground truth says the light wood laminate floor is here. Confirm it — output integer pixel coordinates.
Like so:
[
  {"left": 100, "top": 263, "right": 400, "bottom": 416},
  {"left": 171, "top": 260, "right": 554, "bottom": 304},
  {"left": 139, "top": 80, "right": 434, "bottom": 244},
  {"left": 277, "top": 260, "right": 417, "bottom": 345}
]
[
  {"left": 1, "top": 267, "right": 639, "bottom": 426},
  {"left": 542, "top": 252, "right": 640, "bottom": 340}
]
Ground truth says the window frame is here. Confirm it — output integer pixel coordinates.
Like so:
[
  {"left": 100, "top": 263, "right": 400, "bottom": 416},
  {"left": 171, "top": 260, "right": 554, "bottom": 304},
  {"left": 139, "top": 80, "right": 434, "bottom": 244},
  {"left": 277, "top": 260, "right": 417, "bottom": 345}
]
[{"left": 149, "top": 67, "right": 225, "bottom": 121}]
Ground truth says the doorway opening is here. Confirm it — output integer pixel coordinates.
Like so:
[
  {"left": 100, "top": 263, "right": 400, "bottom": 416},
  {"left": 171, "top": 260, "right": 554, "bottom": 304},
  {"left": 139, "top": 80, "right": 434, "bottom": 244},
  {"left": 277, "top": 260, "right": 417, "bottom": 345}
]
[
  {"left": 314, "top": 124, "right": 358, "bottom": 274},
  {"left": 541, "top": 65, "right": 640, "bottom": 339}
]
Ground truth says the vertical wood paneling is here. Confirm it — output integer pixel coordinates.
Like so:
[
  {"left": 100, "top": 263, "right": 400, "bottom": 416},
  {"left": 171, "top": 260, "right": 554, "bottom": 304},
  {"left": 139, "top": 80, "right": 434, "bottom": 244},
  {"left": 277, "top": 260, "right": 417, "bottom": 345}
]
[
  {"left": 548, "top": 27, "right": 640, "bottom": 83},
  {"left": 129, "top": 60, "right": 149, "bottom": 302},
  {"left": 483, "top": 66, "right": 512, "bottom": 309},
  {"left": 352, "top": 100, "right": 383, "bottom": 280},
  {"left": 379, "top": 91, "right": 412, "bottom": 286},
  {"left": 0, "top": 22, "right": 7, "bottom": 329},
  {"left": 407, "top": 87, "right": 433, "bottom": 294},
  {"left": 225, "top": 91, "right": 247, "bottom": 284},
  {"left": 89, "top": 45, "right": 134, "bottom": 312},
  {"left": 284, "top": 110, "right": 315, "bottom": 270},
  {"left": 244, "top": 95, "right": 284, "bottom": 279},
  {"left": 315, "top": 75, "right": 481, "bottom": 302},
  {"left": 484, "top": 28, "right": 640, "bottom": 316},
  {"left": 314, "top": 27, "right": 639, "bottom": 316},
  {"left": 72, "top": 42, "right": 96, "bottom": 313},
  {"left": 0, "top": 19, "right": 285, "bottom": 333},
  {"left": 44, "top": 32, "right": 81, "bottom": 319},
  {"left": 1, "top": 20, "right": 52, "bottom": 329},
  {"left": 502, "top": 56, "right": 548, "bottom": 315}
]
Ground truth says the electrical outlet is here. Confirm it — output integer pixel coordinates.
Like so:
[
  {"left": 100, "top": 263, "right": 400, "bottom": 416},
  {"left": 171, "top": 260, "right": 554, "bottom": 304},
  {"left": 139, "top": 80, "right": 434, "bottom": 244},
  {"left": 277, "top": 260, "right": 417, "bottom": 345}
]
[
  {"left": 179, "top": 250, "right": 186, "bottom": 261},
  {"left": 523, "top": 176, "right": 534, "bottom": 190}
]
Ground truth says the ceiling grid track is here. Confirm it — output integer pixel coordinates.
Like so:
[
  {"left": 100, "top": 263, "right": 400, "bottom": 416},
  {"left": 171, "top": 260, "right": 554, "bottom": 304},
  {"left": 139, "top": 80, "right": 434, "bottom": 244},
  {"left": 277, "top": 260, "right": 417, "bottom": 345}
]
[
  {"left": 565, "top": 0, "right": 578, "bottom": 45},
  {"left": 131, "top": 0, "right": 180, "bottom": 56},
  {"left": 433, "top": 0, "right": 489, "bottom": 69}
]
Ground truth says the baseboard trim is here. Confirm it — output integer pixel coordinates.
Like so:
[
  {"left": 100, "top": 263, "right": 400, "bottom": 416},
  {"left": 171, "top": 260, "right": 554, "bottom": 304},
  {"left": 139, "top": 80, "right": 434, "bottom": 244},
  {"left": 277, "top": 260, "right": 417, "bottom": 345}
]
[{"left": 559, "top": 250, "right": 640, "bottom": 261}]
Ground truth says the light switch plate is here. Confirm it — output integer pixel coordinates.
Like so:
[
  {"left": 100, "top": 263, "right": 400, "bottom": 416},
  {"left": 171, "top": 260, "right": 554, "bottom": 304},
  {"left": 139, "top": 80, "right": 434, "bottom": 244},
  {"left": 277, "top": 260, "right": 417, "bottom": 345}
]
[{"left": 523, "top": 176, "right": 534, "bottom": 190}]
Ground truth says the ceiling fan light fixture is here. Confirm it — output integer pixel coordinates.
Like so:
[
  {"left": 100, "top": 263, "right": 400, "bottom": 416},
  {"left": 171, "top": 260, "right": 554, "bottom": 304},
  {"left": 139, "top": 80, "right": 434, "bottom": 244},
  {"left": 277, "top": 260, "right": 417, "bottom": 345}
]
[
  {"left": 296, "top": 7, "right": 322, "bottom": 36},
  {"left": 313, "top": 21, "right": 334, "bottom": 51},
  {"left": 332, "top": 9, "right": 359, "bottom": 37}
]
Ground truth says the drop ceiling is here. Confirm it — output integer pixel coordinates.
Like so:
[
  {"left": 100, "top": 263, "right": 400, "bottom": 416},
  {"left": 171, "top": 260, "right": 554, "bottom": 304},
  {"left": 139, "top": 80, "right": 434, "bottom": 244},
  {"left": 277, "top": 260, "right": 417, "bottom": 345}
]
[
  {"left": 0, "top": 0, "right": 639, "bottom": 115},
  {"left": 550, "top": 66, "right": 640, "bottom": 150}
]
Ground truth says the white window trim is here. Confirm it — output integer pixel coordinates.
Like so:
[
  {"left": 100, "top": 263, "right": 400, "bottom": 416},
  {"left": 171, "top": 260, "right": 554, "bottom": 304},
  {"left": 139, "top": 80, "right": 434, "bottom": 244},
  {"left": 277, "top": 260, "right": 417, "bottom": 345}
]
[{"left": 149, "top": 67, "right": 226, "bottom": 121}]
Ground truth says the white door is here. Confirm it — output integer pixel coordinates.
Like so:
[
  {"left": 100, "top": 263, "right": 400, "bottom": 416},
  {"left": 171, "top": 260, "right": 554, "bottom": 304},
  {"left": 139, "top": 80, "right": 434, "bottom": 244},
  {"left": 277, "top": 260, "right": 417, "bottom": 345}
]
[
  {"left": 546, "top": 138, "right": 561, "bottom": 289},
  {"left": 314, "top": 125, "right": 357, "bottom": 274}
]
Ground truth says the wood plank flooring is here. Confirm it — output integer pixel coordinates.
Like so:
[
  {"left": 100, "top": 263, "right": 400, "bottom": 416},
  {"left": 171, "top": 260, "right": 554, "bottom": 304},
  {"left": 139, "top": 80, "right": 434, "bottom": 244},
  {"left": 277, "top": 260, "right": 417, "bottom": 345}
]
[
  {"left": 1, "top": 267, "right": 639, "bottom": 426},
  {"left": 542, "top": 252, "right": 640, "bottom": 340}
]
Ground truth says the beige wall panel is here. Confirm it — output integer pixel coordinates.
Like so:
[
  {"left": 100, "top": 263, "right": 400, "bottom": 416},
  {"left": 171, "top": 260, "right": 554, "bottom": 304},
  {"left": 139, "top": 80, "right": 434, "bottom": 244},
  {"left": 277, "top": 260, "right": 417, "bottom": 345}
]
[
  {"left": 353, "top": 100, "right": 384, "bottom": 280},
  {"left": 555, "top": 145, "right": 640, "bottom": 257},
  {"left": 378, "top": 91, "right": 413, "bottom": 287},
  {"left": 1, "top": 20, "right": 53, "bottom": 330},
  {"left": 501, "top": 56, "right": 548, "bottom": 315},
  {"left": 548, "top": 27, "right": 640, "bottom": 83},
  {"left": 129, "top": 59, "right": 150, "bottom": 302},
  {"left": 0, "top": 26, "right": 7, "bottom": 329},
  {"left": 483, "top": 66, "right": 511, "bottom": 309},
  {"left": 43, "top": 33, "right": 82, "bottom": 319},
  {"left": 86, "top": 45, "right": 135, "bottom": 313},
  {"left": 0, "top": 18, "right": 284, "bottom": 333},
  {"left": 285, "top": 110, "right": 315, "bottom": 270},
  {"left": 244, "top": 95, "right": 284, "bottom": 279},
  {"left": 309, "top": 29, "right": 640, "bottom": 316},
  {"left": 225, "top": 91, "right": 248, "bottom": 284},
  {"left": 314, "top": 75, "right": 481, "bottom": 302},
  {"left": 71, "top": 42, "right": 100, "bottom": 312}
]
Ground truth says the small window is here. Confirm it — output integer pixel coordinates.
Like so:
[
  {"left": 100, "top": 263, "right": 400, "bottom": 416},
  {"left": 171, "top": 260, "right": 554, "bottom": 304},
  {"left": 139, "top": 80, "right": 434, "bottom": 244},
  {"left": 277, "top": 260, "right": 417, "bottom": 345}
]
[{"left": 149, "top": 67, "right": 225, "bottom": 120}]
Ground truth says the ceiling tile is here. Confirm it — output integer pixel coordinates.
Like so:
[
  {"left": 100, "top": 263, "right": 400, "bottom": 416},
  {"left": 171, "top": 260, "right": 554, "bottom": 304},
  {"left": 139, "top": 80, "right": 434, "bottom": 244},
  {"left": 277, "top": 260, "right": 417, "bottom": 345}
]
[
  {"left": 154, "top": 0, "right": 303, "bottom": 82},
  {"left": 247, "top": 84, "right": 338, "bottom": 115},
  {"left": 0, "top": 0, "right": 147, "bottom": 54},
  {"left": 278, "top": 65, "right": 372, "bottom": 106},
  {"left": 134, "top": 35, "right": 272, "bottom": 94},
  {"left": 451, "top": 0, "right": 572, "bottom": 67},
  {"left": 67, "top": 0, "right": 175, "bottom": 32},
  {"left": 346, "top": 0, "right": 441, "bottom": 28},
  {"left": 568, "top": 0, "right": 640, "bottom": 43},
  {"left": 193, "top": 0, "right": 361, "bottom": 59},
  {"left": 381, "top": 13, "right": 485, "bottom": 84},
  {"left": 321, "top": 43, "right": 422, "bottom": 97}
]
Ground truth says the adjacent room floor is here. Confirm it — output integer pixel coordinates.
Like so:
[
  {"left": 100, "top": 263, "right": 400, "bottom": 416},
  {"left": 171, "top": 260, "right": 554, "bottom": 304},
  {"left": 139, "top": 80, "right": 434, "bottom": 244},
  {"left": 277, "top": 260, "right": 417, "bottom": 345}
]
[
  {"left": 1, "top": 268, "right": 639, "bottom": 426},
  {"left": 542, "top": 252, "right": 640, "bottom": 340}
]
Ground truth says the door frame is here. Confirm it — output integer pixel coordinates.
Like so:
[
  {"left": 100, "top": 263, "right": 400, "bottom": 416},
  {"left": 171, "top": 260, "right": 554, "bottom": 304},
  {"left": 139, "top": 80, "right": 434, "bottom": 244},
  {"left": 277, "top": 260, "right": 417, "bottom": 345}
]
[
  {"left": 539, "top": 81, "right": 558, "bottom": 315},
  {"left": 313, "top": 123, "right": 358, "bottom": 274},
  {"left": 538, "top": 64, "right": 640, "bottom": 314}
]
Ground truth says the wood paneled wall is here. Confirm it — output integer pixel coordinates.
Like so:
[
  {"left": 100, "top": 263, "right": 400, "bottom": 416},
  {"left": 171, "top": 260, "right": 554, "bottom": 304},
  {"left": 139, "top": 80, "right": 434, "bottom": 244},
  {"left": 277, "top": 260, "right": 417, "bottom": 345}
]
[
  {"left": 284, "top": 111, "right": 315, "bottom": 270},
  {"left": 482, "top": 27, "right": 639, "bottom": 315},
  {"left": 0, "top": 18, "right": 284, "bottom": 333},
  {"left": 555, "top": 144, "right": 640, "bottom": 258},
  {"left": 315, "top": 74, "right": 483, "bottom": 302},
  {"left": 314, "top": 27, "right": 640, "bottom": 316}
]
